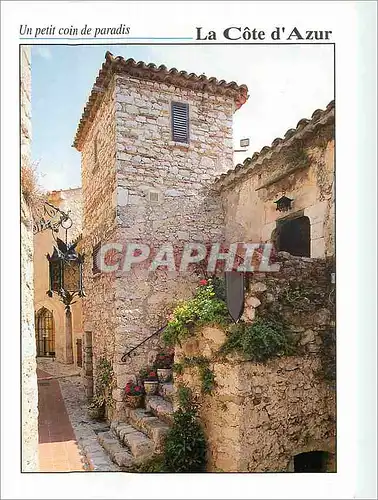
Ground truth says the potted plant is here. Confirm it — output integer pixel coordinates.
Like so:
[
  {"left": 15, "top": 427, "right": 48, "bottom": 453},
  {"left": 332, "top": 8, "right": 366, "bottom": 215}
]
[
  {"left": 87, "top": 394, "right": 106, "bottom": 420},
  {"left": 140, "top": 368, "right": 159, "bottom": 395},
  {"left": 124, "top": 380, "right": 144, "bottom": 408},
  {"left": 154, "top": 350, "right": 174, "bottom": 382}
]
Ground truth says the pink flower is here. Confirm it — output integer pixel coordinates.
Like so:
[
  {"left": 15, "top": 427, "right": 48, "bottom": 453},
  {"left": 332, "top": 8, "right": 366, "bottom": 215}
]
[{"left": 199, "top": 279, "right": 208, "bottom": 286}]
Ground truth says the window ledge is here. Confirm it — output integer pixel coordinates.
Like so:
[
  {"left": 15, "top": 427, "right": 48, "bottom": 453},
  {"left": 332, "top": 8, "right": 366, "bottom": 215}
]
[{"left": 168, "top": 141, "right": 190, "bottom": 149}]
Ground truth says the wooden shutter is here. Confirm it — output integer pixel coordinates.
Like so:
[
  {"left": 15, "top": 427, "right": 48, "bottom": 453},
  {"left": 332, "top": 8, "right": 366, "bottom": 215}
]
[
  {"left": 171, "top": 102, "right": 189, "bottom": 143},
  {"left": 92, "top": 242, "right": 101, "bottom": 275}
]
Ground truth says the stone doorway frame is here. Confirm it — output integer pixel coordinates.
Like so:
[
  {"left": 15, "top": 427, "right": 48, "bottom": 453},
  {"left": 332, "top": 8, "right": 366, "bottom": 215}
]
[{"left": 35, "top": 307, "right": 55, "bottom": 357}]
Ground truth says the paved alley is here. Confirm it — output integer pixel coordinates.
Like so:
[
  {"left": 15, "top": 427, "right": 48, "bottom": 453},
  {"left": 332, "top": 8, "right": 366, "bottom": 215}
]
[
  {"left": 37, "top": 360, "right": 119, "bottom": 472},
  {"left": 37, "top": 368, "right": 88, "bottom": 472}
]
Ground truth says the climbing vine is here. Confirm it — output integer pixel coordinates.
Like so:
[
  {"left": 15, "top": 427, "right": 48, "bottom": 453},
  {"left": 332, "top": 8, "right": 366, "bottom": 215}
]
[
  {"left": 174, "top": 356, "right": 216, "bottom": 394},
  {"left": 90, "top": 357, "right": 116, "bottom": 410}
]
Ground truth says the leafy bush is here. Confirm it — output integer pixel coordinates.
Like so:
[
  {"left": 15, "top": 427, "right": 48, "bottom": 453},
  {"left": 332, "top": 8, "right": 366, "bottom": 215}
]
[
  {"left": 163, "top": 387, "right": 207, "bottom": 473},
  {"left": 211, "top": 276, "right": 226, "bottom": 301},
  {"left": 94, "top": 357, "right": 115, "bottom": 408},
  {"left": 162, "top": 281, "right": 229, "bottom": 346},
  {"left": 131, "top": 455, "right": 166, "bottom": 473},
  {"left": 220, "top": 317, "right": 293, "bottom": 362}
]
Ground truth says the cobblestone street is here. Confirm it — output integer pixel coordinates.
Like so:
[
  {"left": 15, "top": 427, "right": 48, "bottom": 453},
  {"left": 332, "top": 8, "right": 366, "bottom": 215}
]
[{"left": 37, "top": 359, "right": 120, "bottom": 472}]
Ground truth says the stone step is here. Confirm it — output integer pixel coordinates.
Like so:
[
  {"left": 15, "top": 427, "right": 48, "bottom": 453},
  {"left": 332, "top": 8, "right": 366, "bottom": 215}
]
[
  {"left": 145, "top": 396, "right": 174, "bottom": 425},
  {"left": 97, "top": 431, "right": 134, "bottom": 469},
  {"left": 125, "top": 408, "right": 171, "bottom": 452},
  {"left": 111, "top": 421, "right": 155, "bottom": 461},
  {"left": 158, "top": 382, "right": 175, "bottom": 402}
]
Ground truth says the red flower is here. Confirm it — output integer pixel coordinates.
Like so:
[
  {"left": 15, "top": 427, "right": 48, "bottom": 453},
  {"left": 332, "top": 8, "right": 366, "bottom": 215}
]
[{"left": 199, "top": 279, "right": 208, "bottom": 286}]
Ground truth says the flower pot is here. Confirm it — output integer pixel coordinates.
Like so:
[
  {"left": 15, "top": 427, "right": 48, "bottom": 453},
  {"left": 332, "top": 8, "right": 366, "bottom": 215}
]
[
  {"left": 143, "top": 380, "right": 159, "bottom": 395},
  {"left": 124, "top": 394, "right": 144, "bottom": 409},
  {"left": 157, "top": 368, "right": 172, "bottom": 383}
]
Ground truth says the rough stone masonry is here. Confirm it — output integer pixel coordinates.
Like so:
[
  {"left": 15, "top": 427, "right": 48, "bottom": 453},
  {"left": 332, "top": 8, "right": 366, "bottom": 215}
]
[
  {"left": 74, "top": 52, "right": 248, "bottom": 419},
  {"left": 21, "top": 45, "right": 39, "bottom": 471}
]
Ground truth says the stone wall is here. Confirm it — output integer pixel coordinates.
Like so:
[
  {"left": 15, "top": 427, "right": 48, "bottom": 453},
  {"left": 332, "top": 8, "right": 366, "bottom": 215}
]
[
  {"left": 80, "top": 79, "right": 118, "bottom": 397},
  {"left": 220, "top": 124, "right": 335, "bottom": 258},
  {"left": 79, "top": 72, "right": 237, "bottom": 418},
  {"left": 175, "top": 254, "right": 336, "bottom": 472},
  {"left": 21, "top": 45, "right": 39, "bottom": 471},
  {"left": 111, "top": 74, "right": 235, "bottom": 417}
]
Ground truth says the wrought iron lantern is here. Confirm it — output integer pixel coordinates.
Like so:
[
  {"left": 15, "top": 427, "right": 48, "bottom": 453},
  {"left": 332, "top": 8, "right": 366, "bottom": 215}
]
[
  {"left": 47, "top": 237, "right": 84, "bottom": 309},
  {"left": 42, "top": 205, "right": 84, "bottom": 310},
  {"left": 274, "top": 196, "right": 293, "bottom": 212}
]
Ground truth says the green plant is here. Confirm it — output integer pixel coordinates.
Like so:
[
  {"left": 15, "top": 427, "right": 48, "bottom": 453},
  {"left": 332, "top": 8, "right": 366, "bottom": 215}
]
[
  {"left": 211, "top": 276, "right": 226, "bottom": 301},
  {"left": 180, "top": 356, "right": 216, "bottom": 395},
  {"left": 139, "top": 367, "right": 158, "bottom": 382},
  {"left": 163, "top": 387, "right": 207, "bottom": 473},
  {"left": 198, "top": 363, "right": 216, "bottom": 394},
  {"left": 131, "top": 455, "right": 166, "bottom": 473},
  {"left": 177, "top": 384, "right": 192, "bottom": 409},
  {"left": 154, "top": 350, "right": 174, "bottom": 369},
  {"left": 94, "top": 357, "right": 115, "bottom": 408},
  {"left": 162, "top": 281, "right": 229, "bottom": 347},
  {"left": 220, "top": 317, "right": 294, "bottom": 362},
  {"left": 88, "top": 394, "right": 106, "bottom": 410},
  {"left": 124, "top": 380, "right": 144, "bottom": 396},
  {"left": 172, "top": 362, "right": 184, "bottom": 375}
]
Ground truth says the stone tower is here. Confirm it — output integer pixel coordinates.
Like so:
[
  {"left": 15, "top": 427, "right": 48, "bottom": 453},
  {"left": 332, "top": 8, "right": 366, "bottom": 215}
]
[{"left": 74, "top": 52, "right": 248, "bottom": 418}]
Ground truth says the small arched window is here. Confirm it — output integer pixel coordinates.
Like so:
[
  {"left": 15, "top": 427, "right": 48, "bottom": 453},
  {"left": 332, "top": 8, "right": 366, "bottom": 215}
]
[{"left": 35, "top": 307, "right": 55, "bottom": 357}]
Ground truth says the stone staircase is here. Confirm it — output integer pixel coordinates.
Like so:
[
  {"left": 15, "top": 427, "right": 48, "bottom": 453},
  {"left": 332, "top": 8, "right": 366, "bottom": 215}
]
[{"left": 96, "top": 382, "right": 175, "bottom": 470}]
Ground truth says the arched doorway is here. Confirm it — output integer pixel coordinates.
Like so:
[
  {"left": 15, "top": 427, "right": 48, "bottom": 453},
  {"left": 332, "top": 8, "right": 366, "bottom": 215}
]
[
  {"left": 35, "top": 307, "right": 55, "bottom": 357},
  {"left": 276, "top": 215, "right": 311, "bottom": 257}
]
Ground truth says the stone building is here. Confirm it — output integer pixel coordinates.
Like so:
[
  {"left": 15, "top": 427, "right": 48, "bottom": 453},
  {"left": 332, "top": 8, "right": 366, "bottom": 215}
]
[
  {"left": 33, "top": 187, "right": 83, "bottom": 366},
  {"left": 74, "top": 52, "right": 248, "bottom": 418},
  {"left": 73, "top": 52, "right": 335, "bottom": 472},
  {"left": 21, "top": 45, "right": 39, "bottom": 472},
  {"left": 216, "top": 100, "right": 335, "bottom": 259}
]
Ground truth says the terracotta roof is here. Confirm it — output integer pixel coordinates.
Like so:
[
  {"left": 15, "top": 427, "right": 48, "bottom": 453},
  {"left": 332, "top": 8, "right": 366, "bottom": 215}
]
[
  {"left": 73, "top": 51, "right": 249, "bottom": 151},
  {"left": 214, "top": 100, "right": 335, "bottom": 190}
]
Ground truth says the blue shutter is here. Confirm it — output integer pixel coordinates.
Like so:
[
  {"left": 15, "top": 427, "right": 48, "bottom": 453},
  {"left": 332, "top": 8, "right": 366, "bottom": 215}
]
[{"left": 171, "top": 102, "right": 189, "bottom": 143}]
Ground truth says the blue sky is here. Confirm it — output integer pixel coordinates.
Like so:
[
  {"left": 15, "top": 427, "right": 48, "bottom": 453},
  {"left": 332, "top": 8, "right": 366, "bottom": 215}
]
[{"left": 31, "top": 44, "right": 334, "bottom": 191}]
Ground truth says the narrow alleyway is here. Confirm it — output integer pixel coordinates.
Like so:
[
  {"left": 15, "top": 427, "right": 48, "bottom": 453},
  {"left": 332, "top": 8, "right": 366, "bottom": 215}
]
[
  {"left": 37, "top": 367, "right": 88, "bottom": 472},
  {"left": 36, "top": 359, "right": 119, "bottom": 472}
]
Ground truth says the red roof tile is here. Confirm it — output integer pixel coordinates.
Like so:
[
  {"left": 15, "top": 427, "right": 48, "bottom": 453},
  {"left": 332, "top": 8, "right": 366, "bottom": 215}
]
[{"left": 214, "top": 100, "right": 335, "bottom": 189}]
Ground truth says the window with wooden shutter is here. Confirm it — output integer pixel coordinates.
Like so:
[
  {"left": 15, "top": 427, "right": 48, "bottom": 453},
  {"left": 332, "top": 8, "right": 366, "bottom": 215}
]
[{"left": 171, "top": 102, "right": 189, "bottom": 143}]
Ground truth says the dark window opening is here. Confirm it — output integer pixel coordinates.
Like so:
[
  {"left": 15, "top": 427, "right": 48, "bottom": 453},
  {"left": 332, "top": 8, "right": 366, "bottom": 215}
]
[
  {"left": 294, "top": 451, "right": 328, "bottom": 472},
  {"left": 276, "top": 215, "right": 310, "bottom": 257},
  {"left": 171, "top": 101, "right": 189, "bottom": 143},
  {"left": 92, "top": 242, "right": 101, "bottom": 275}
]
